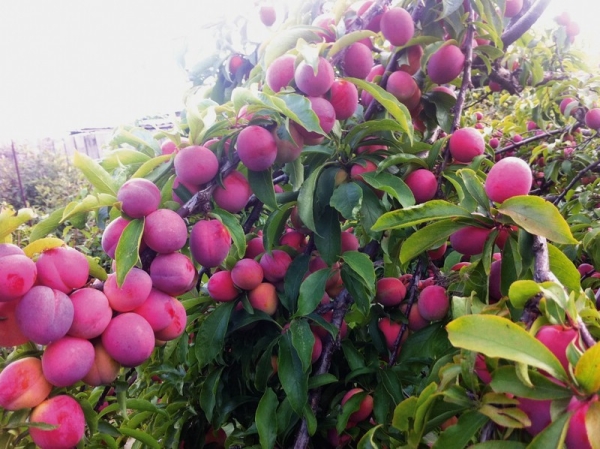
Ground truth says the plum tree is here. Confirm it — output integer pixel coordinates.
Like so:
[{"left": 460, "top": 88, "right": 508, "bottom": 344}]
[{"left": 5, "top": 1, "right": 600, "bottom": 447}]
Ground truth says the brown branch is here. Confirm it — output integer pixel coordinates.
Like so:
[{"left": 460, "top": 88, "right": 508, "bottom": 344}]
[
  {"left": 552, "top": 156, "right": 600, "bottom": 205},
  {"left": 389, "top": 261, "right": 423, "bottom": 366},
  {"left": 501, "top": 0, "right": 552, "bottom": 48},
  {"left": 436, "top": 3, "right": 476, "bottom": 188},
  {"left": 242, "top": 200, "right": 264, "bottom": 234},
  {"left": 293, "top": 289, "right": 353, "bottom": 449},
  {"left": 494, "top": 127, "right": 566, "bottom": 155}
]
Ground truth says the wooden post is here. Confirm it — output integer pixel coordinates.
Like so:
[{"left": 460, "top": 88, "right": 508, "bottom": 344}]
[{"left": 10, "top": 140, "right": 27, "bottom": 207}]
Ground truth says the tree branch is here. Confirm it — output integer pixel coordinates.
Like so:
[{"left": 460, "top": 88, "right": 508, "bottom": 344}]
[
  {"left": 501, "top": 0, "right": 552, "bottom": 48},
  {"left": 552, "top": 155, "right": 600, "bottom": 205},
  {"left": 494, "top": 127, "right": 566, "bottom": 155}
]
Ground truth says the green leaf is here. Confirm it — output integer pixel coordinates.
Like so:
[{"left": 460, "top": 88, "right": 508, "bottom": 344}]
[
  {"left": 372, "top": 200, "right": 472, "bottom": 231},
  {"left": 248, "top": 168, "right": 277, "bottom": 210},
  {"left": 29, "top": 207, "right": 65, "bottom": 242},
  {"left": 400, "top": 219, "right": 465, "bottom": 264},
  {"left": 282, "top": 253, "right": 310, "bottom": 313},
  {"left": 297, "top": 269, "right": 329, "bottom": 316},
  {"left": 195, "top": 302, "right": 235, "bottom": 369},
  {"left": 314, "top": 206, "right": 341, "bottom": 265},
  {"left": 262, "top": 27, "right": 320, "bottom": 66},
  {"left": 328, "top": 30, "right": 377, "bottom": 57},
  {"left": 73, "top": 151, "right": 118, "bottom": 196},
  {"left": 101, "top": 148, "right": 151, "bottom": 171},
  {"left": 446, "top": 315, "right": 568, "bottom": 382},
  {"left": 277, "top": 93, "right": 327, "bottom": 135},
  {"left": 547, "top": 243, "right": 581, "bottom": 293},
  {"left": 345, "top": 77, "right": 413, "bottom": 143},
  {"left": 357, "top": 424, "right": 382, "bottom": 449},
  {"left": 432, "top": 410, "right": 488, "bottom": 449},
  {"left": 362, "top": 171, "right": 416, "bottom": 208},
  {"left": 359, "top": 183, "right": 386, "bottom": 239},
  {"left": 527, "top": 410, "right": 570, "bottom": 449},
  {"left": 469, "top": 442, "right": 526, "bottom": 449},
  {"left": 290, "top": 319, "right": 315, "bottom": 373},
  {"left": 200, "top": 367, "right": 224, "bottom": 421},
  {"left": 115, "top": 218, "right": 144, "bottom": 287},
  {"left": 498, "top": 196, "right": 578, "bottom": 245},
  {"left": 61, "top": 194, "right": 117, "bottom": 222},
  {"left": 459, "top": 168, "right": 489, "bottom": 210},
  {"left": 86, "top": 255, "right": 108, "bottom": 282},
  {"left": 490, "top": 366, "right": 573, "bottom": 400},
  {"left": 330, "top": 182, "right": 363, "bottom": 220},
  {"left": 342, "top": 251, "right": 375, "bottom": 291},
  {"left": 392, "top": 396, "right": 418, "bottom": 431},
  {"left": 508, "top": 280, "right": 542, "bottom": 309},
  {"left": 131, "top": 154, "right": 172, "bottom": 179},
  {"left": 263, "top": 202, "right": 294, "bottom": 253},
  {"left": 297, "top": 165, "right": 326, "bottom": 233},
  {"left": 118, "top": 428, "right": 160, "bottom": 449},
  {"left": 111, "top": 126, "right": 161, "bottom": 156},
  {"left": 212, "top": 208, "right": 246, "bottom": 261},
  {"left": 337, "top": 390, "right": 369, "bottom": 433},
  {"left": 440, "top": 0, "right": 464, "bottom": 19},
  {"left": 256, "top": 388, "right": 278, "bottom": 449},
  {"left": 278, "top": 332, "right": 308, "bottom": 415},
  {"left": 0, "top": 208, "right": 36, "bottom": 240},
  {"left": 574, "top": 341, "right": 600, "bottom": 394}
]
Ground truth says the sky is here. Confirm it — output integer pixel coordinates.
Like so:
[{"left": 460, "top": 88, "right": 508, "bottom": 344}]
[{"left": 0, "top": 0, "right": 597, "bottom": 140}]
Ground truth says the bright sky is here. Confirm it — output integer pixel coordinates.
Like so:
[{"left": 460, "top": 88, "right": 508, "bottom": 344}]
[{"left": 0, "top": 0, "right": 596, "bottom": 140}]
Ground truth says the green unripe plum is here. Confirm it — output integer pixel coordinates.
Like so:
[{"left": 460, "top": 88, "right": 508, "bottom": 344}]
[
  {"left": 82, "top": 341, "right": 121, "bottom": 387},
  {"left": 449, "top": 226, "right": 491, "bottom": 256},
  {"left": 154, "top": 297, "right": 187, "bottom": 341},
  {"left": 341, "top": 388, "right": 374, "bottom": 422},
  {"left": 343, "top": 42, "right": 374, "bottom": 79},
  {"left": 0, "top": 357, "right": 52, "bottom": 410},
  {"left": 104, "top": 268, "right": 152, "bottom": 312},
  {"left": 417, "top": 285, "right": 449, "bottom": 322},
  {"left": 380, "top": 7, "right": 414, "bottom": 46},
  {"left": 68, "top": 288, "right": 112, "bottom": 339},
  {"left": 294, "top": 57, "right": 335, "bottom": 97},
  {"left": 231, "top": 258, "right": 264, "bottom": 290},
  {"left": 117, "top": 178, "right": 161, "bottom": 218},
  {"left": 174, "top": 145, "right": 219, "bottom": 186},
  {"left": 42, "top": 336, "right": 95, "bottom": 387},
  {"left": 328, "top": 79, "right": 359, "bottom": 120},
  {"left": 236, "top": 125, "right": 278, "bottom": 171},
  {"left": 375, "top": 277, "right": 406, "bottom": 307},
  {"left": 213, "top": 170, "right": 252, "bottom": 213},
  {"left": 29, "top": 395, "right": 85, "bottom": 449},
  {"left": 150, "top": 252, "right": 196, "bottom": 296},
  {"left": 143, "top": 208, "right": 188, "bottom": 253},
  {"left": 248, "top": 282, "right": 279, "bottom": 315},
  {"left": 36, "top": 246, "right": 89, "bottom": 294},
  {"left": 485, "top": 156, "right": 532, "bottom": 203},
  {"left": 0, "top": 249, "right": 36, "bottom": 302},
  {"left": 266, "top": 54, "right": 295, "bottom": 93},
  {"left": 448, "top": 127, "right": 485, "bottom": 163},
  {"left": 404, "top": 169, "right": 437, "bottom": 203},
  {"left": 16, "top": 285, "right": 74, "bottom": 345},
  {"left": 102, "top": 312, "right": 155, "bottom": 367},
  {"left": 190, "top": 219, "right": 232, "bottom": 268},
  {"left": 207, "top": 270, "right": 240, "bottom": 302},
  {"left": 427, "top": 44, "right": 465, "bottom": 85}
]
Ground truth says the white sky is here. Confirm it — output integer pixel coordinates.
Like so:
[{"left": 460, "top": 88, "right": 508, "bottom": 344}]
[{"left": 0, "top": 0, "right": 597, "bottom": 140}]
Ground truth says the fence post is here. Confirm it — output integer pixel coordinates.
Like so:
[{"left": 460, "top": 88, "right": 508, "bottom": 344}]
[{"left": 10, "top": 140, "right": 27, "bottom": 207}]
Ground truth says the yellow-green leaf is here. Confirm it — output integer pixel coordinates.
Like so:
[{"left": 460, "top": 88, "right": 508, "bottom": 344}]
[
  {"left": 372, "top": 200, "right": 471, "bottom": 231},
  {"left": 446, "top": 315, "right": 568, "bottom": 382},
  {"left": 0, "top": 208, "right": 36, "bottom": 240},
  {"left": 23, "top": 238, "right": 65, "bottom": 258},
  {"left": 73, "top": 151, "right": 119, "bottom": 196},
  {"left": 574, "top": 341, "right": 600, "bottom": 394},
  {"left": 498, "top": 196, "right": 577, "bottom": 245}
]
